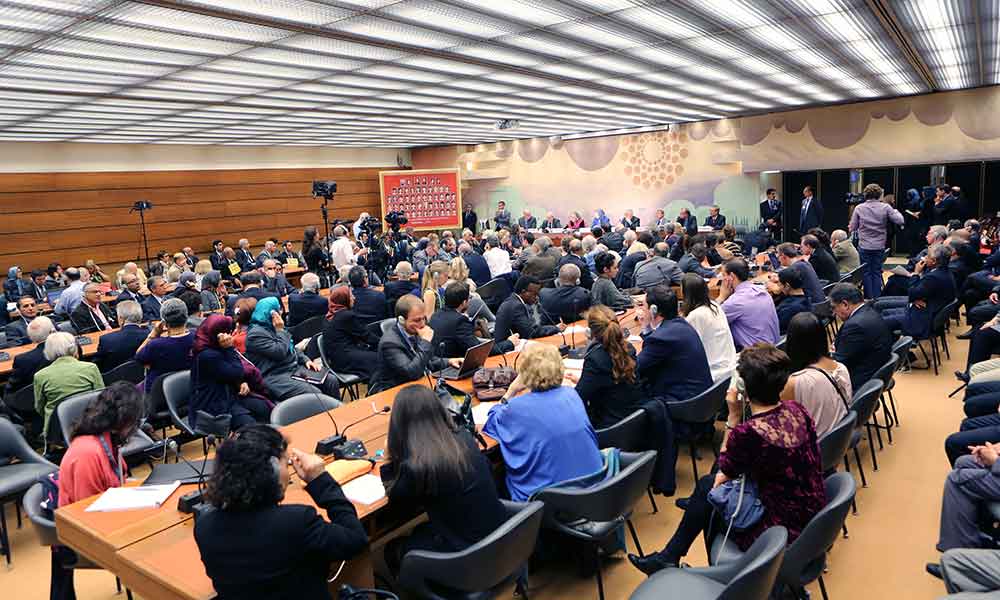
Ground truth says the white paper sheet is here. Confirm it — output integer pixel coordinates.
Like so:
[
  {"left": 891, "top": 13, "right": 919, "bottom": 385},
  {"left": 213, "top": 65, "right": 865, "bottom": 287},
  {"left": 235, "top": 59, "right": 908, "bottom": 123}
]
[
  {"left": 341, "top": 474, "right": 386, "bottom": 505},
  {"left": 85, "top": 482, "right": 181, "bottom": 512},
  {"left": 472, "top": 401, "right": 498, "bottom": 425}
]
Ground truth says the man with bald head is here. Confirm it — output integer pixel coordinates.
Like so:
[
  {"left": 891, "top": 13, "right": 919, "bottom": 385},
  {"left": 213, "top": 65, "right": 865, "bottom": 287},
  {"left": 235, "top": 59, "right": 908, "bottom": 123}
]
[
  {"left": 116, "top": 272, "right": 144, "bottom": 305},
  {"left": 557, "top": 238, "right": 595, "bottom": 290},
  {"left": 540, "top": 263, "right": 592, "bottom": 324}
]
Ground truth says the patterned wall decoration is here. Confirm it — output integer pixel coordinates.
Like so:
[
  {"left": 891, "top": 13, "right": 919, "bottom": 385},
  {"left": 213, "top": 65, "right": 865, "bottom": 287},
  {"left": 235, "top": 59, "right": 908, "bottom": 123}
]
[{"left": 621, "top": 131, "right": 690, "bottom": 189}]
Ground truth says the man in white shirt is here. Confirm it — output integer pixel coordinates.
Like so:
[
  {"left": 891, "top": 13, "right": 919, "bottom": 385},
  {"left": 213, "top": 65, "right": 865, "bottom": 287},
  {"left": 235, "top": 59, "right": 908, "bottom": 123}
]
[
  {"left": 483, "top": 235, "right": 512, "bottom": 278},
  {"left": 329, "top": 225, "right": 366, "bottom": 270},
  {"left": 352, "top": 212, "right": 370, "bottom": 240}
]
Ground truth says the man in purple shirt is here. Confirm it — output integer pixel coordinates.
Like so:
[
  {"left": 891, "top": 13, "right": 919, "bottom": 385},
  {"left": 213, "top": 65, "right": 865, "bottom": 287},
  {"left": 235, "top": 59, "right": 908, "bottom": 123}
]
[
  {"left": 718, "top": 258, "right": 780, "bottom": 350},
  {"left": 849, "top": 183, "right": 904, "bottom": 299}
]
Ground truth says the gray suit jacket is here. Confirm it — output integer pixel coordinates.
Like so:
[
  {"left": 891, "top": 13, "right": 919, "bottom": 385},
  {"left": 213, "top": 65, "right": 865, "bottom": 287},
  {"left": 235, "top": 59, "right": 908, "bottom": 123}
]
[{"left": 368, "top": 323, "right": 447, "bottom": 395}]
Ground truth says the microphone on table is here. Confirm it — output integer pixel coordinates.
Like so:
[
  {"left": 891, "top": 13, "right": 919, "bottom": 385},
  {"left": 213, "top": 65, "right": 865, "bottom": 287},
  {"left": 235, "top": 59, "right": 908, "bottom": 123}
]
[
  {"left": 175, "top": 436, "right": 215, "bottom": 514},
  {"left": 538, "top": 302, "right": 570, "bottom": 356},
  {"left": 313, "top": 391, "right": 343, "bottom": 456},
  {"left": 333, "top": 406, "right": 392, "bottom": 460}
]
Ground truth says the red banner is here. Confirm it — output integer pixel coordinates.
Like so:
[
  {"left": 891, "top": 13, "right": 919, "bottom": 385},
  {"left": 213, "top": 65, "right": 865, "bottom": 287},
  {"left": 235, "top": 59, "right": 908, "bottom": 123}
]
[{"left": 380, "top": 168, "right": 461, "bottom": 231}]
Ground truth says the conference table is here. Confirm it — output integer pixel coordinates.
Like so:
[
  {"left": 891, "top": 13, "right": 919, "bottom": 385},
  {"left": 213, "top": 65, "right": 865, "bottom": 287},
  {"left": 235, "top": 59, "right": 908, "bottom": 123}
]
[{"left": 55, "top": 309, "right": 638, "bottom": 600}]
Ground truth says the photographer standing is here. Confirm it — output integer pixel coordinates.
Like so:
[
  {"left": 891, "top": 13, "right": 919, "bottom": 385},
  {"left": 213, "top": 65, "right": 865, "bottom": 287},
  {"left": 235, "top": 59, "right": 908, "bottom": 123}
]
[{"left": 849, "top": 183, "right": 904, "bottom": 299}]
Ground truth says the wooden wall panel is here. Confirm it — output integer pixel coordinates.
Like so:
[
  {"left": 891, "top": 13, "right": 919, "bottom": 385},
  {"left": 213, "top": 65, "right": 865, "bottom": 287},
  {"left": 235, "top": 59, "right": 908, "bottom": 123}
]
[{"left": 0, "top": 166, "right": 394, "bottom": 273}]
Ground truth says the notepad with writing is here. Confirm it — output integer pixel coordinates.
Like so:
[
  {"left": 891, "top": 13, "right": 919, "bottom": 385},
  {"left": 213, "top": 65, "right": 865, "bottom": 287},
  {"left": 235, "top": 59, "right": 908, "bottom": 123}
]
[
  {"left": 85, "top": 482, "right": 181, "bottom": 512},
  {"left": 341, "top": 474, "right": 385, "bottom": 505},
  {"left": 471, "top": 401, "right": 498, "bottom": 426}
]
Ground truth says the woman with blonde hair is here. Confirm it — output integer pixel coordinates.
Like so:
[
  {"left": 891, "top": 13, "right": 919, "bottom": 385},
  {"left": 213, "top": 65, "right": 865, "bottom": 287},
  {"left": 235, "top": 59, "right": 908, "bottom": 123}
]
[
  {"left": 194, "top": 259, "right": 213, "bottom": 288},
  {"left": 421, "top": 262, "right": 450, "bottom": 315},
  {"left": 446, "top": 257, "right": 494, "bottom": 322},
  {"left": 85, "top": 260, "right": 110, "bottom": 284},
  {"left": 572, "top": 305, "right": 644, "bottom": 428},
  {"left": 483, "top": 343, "right": 603, "bottom": 501}
]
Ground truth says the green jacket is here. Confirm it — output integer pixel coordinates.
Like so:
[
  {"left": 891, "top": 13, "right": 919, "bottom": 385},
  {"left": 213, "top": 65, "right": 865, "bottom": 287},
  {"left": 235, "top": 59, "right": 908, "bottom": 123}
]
[{"left": 33, "top": 356, "right": 104, "bottom": 438}]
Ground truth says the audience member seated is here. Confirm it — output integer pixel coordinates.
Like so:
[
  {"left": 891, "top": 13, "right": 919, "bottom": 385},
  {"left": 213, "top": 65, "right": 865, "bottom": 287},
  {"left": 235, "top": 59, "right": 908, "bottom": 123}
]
[
  {"left": 4, "top": 265, "right": 22, "bottom": 301},
  {"left": 633, "top": 242, "right": 683, "bottom": 290},
  {"left": 45, "top": 262, "right": 67, "bottom": 290},
  {"left": 458, "top": 242, "right": 490, "bottom": 287},
  {"left": 680, "top": 274, "right": 737, "bottom": 383},
  {"left": 718, "top": 225, "right": 744, "bottom": 260},
  {"left": 141, "top": 276, "right": 171, "bottom": 323},
  {"left": 196, "top": 425, "right": 367, "bottom": 599},
  {"left": 591, "top": 252, "right": 634, "bottom": 310},
  {"left": 539, "top": 263, "right": 591, "bottom": 325},
  {"left": 629, "top": 344, "right": 826, "bottom": 574},
  {"left": 802, "top": 234, "right": 840, "bottom": 283},
  {"left": 384, "top": 261, "right": 420, "bottom": 313},
  {"left": 777, "top": 243, "right": 825, "bottom": 304},
  {"left": 21, "top": 269, "right": 47, "bottom": 303},
  {"left": 483, "top": 235, "right": 512, "bottom": 279},
  {"left": 571, "top": 305, "right": 644, "bottom": 429},
  {"left": 178, "top": 287, "right": 205, "bottom": 330},
  {"left": 149, "top": 252, "right": 170, "bottom": 277},
  {"left": 276, "top": 240, "right": 302, "bottom": 266},
  {"left": 418, "top": 262, "right": 450, "bottom": 317},
  {"left": 829, "top": 283, "right": 893, "bottom": 391},
  {"left": 33, "top": 331, "right": 105, "bottom": 440},
  {"left": 116, "top": 272, "right": 144, "bottom": 305},
  {"left": 782, "top": 313, "right": 851, "bottom": 437},
  {"left": 411, "top": 240, "right": 443, "bottom": 274},
  {"left": 431, "top": 282, "right": 517, "bottom": 359},
  {"left": 704, "top": 205, "right": 726, "bottom": 230},
  {"left": 225, "top": 272, "right": 275, "bottom": 317},
  {"left": 774, "top": 267, "right": 813, "bottom": 334},
  {"left": 831, "top": 229, "right": 860, "bottom": 273},
  {"left": 600, "top": 225, "right": 626, "bottom": 252},
  {"left": 678, "top": 242, "right": 717, "bottom": 279},
  {"left": 5, "top": 295, "right": 37, "bottom": 346},
  {"left": 557, "top": 238, "right": 595, "bottom": 290},
  {"left": 367, "top": 296, "right": 460, "bottom": 395},
  {"left": 69, "top": 282, "right": 117, "bottom": 334},
  {"left": 4, "top": 316, "right": 54, "bottom": 400},
  {"left": 495, "top": 275, "right": 563, "bottom": 343},
  {"left": 53, "top": 383, "right": 142, "bottom": 599},
  {"left": 321, "top": 286, "right": 377, "bottom": 380},
  {"left": 718, "top": 258, "right": 780, "bottom": 350},
  {"left": 637, "top": 284, "right": 713, "bottom": 404},
  {"left": 261, "top": 259, "right": 294, "bottom": 297},
  {"left": 287, "top": 273, "right": 326, "bottom": 327},
  {"left": 190, "top": 315, "right": 272, "bottom": 432},
  {"left": 193, "top": 259, "right": 212, "bottom": 288},
  {"left": 197, "top": 270, "right": 225, "bottom": 313},
  {"left": 874, "top": 243, "right": 956, "bottom": 339},
  {"left": 935, "top": 439, "right": 1000, "bottom": 553},
  {"left": 382, "top": 385, "right": 507, "bottom": 575},
  {"left": 93, "top": 301, "right": 149, "bottom": 373},
  {"left": 134, "top": 298, "right": 195, "bottom": 393},
  {"left": 255, "top": 240, "right": 278, "bottom": 268},
  {"left": 245, "top": 297, "right": 338, "bottom": 401},
  {"left": 446, "top": 257, "right": 494, "bottom": 323},
  {"left": 483, "top": 343, "right": 603, "bottom": 501},
  {"left": 232, "top": 297, "right": 256, "bottom": 354},
  {"left": 220, "top": 247, "right": 242, "bottom": 283},
  {"left": 882, "top": 225, "right": 949, "bottom": 297},
  {"left": 53, "top": 267, "right": 88, "bottom": 317}
]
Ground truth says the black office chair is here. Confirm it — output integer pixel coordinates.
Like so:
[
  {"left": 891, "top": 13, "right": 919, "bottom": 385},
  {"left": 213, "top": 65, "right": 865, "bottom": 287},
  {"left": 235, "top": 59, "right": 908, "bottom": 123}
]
[
  {"left": 101, "top": 360, "right": 146, "bottom": 386},
  {"left": 818, "top": 411, "right": 859, "bottom": 532},
  {"left": 289, "top": 314, "right": 324, "bottom": 344},
  {"left": 630, "top": 526, "right": 787, "bottom": 600},
  {"left": 849, "top": 379, "right": 885, "bottom": 482},
  {"left": 0, "top": 418, "right": 57, "bottom": 565},
  {"left": 668, "top": 377, "right": 730, "bottom": 484},
  {"left": 711, "top": 473, "right": 856, "bottom": 600},
  {"left": 594, "top": 409, "right": 658, "bottom": 513},
  {"left": 162, "top": 370, "right": 228, "bottom": 456},
  {"left": 912, "top": 299, "right": 958, "bottom": 375},
  {"left": 315, "top": 333, "right": 364, "bottom": 401},
  {"left": 477, "top": 277, "right": 513, "bottom": 313},
  {"left": 269, "top": 393, "right": 341, "bottom": 427},
  {"left": 144, "top": 371, "right": 179, "bottom": 442},
  {"left": 871, "top": 353, "right": 900, "bottom": 443},
  {"left": 397, "top": 501, "right": 544, "bottom": 600},
  {"left": 533, "top": 451, "right": 656, "bottom": 600},
  {"left": 22, "top": 483, "right": 133, "bottom": 599},
  {"left": 56, "top": 389, "right": 162, "bottom": 468}
]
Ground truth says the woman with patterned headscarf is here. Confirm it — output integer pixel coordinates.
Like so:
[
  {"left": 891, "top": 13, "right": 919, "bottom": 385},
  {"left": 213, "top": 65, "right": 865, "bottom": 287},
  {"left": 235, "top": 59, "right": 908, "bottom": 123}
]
[{"left": 320, "top": 286, "right": 377, "bottom": 381}]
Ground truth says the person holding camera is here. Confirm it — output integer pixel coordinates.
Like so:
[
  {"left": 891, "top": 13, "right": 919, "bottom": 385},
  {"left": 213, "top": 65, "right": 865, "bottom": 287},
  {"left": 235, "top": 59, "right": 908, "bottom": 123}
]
[{"left": 849, "top": 183, "right": 904, "bottom": 298}]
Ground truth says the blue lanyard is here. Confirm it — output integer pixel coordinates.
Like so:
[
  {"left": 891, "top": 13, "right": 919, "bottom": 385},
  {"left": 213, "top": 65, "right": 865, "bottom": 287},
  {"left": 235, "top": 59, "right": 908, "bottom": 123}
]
[{"left": 97, "top": 434, "right": 124, "bottom": 485}]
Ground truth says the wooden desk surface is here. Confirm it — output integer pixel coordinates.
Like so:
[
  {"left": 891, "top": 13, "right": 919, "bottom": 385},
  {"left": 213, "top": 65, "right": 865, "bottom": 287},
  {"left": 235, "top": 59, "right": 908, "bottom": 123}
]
[{"left": 0, "top": 327, "right": 118, "bottom": 376}]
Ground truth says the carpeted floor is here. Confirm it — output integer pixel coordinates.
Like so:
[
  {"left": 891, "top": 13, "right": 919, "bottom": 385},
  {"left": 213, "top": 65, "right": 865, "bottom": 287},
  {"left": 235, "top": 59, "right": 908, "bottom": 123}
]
[{"left": 5, "top": 324, "right": 969, "bottom": 600}]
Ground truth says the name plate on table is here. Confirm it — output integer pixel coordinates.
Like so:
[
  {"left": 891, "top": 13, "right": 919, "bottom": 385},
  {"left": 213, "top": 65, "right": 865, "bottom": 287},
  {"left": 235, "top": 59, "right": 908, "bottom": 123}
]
[{"left": 286, "top": 258, "right": 299, "bottom": 268}]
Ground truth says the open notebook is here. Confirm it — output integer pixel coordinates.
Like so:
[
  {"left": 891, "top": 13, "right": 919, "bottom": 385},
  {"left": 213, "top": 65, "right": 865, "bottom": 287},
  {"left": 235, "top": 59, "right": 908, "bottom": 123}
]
[{"left": 85, "top": 482, "right": 181, "bottom": 512}]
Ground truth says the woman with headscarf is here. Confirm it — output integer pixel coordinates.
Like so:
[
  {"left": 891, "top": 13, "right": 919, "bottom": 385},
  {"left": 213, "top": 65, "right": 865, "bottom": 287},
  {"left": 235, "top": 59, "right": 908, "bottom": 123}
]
[
  {"left": 190, "top": 314, "right": 272, "bottom": 431},
  {"left": 199, "top": 270, "right": 226, "bottom": 313},
  {"left": 4, "top": 265, "right": 22, "bottom": 302},
  {"left": 320, "top": 286, "right": 377, "bottom": 381},
  {"left": 244, "top": 297, "right": 340, "bottom": 401}
]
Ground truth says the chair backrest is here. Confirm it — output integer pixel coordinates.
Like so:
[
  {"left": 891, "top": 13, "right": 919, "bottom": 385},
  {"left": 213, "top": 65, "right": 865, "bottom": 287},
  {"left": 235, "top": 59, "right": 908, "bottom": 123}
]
[
  {"left": 315, "top": 333, "right": 330, "bottom": 367},
  {"left": 821, "top": 282, "right": 837, "bottom": 296},
  {"left": 718, "top": 526, "right": 788, "bottom": 600},
  {"left": 850, "top": 264, "right": 865, "bottom": 286},
  {"left": 775, "top": 335, "right": 787, "bottom": 351},
  {"left": 594, "top": 409, "right": 647, "bottom": 451},
  {"left": 811, "top": 298, "right": 832, "bottom": 319},
  {"left": 7, "top": 384, "right": 36, "bottom": 413},
  {"left": 533, "top": 451, "right": 656, "bottom": 525},
  {"left": 56, "top": 389, "right": 103, "bottom": 448},
  {"left": 145, "top": 371, "right": 175, "bottom": 420},
  {"left": 101, "top": 360, "right": 146, "bottom": 386},
  {"left": 162, "top": 370, "right": 194, "bottom": 435},
  {"left": 932, "top": 299, "right": 958, "bottom": 333},
  {"left": 398, "top": 501, "right": 544, "bottom": 597},
  {"left": 379, "top": 317, "right": 395, "bottom": 337},
  {"left": 290, "top": 314, "right": 324, "bottom": 344},
  {"left": 57, "top": 321, "right": 77, "bottom": 334},
  {"left": 817, "top": 411, "right": 857, "bottom": 473},
  {"left": 891, "top": 336, "right": 913, "bottom": 367},
  {"left": 872, "top": 353, "right": 900, "bottom": 387},
  {"left": 849, "top": 379, "right": 883, "bottom": 425},
  {"left": 0, "top": 417, "right": 55, "bottom": 467},
  {"left": 22, "top": 483, "right": 58, "bottom": 547},
  {"left": 270, "top": 393, "right": 340, "bottom": 426},
  {"left": 777, "top": 473, "right": 857, "bottom": 588},
  {"left": 477, "top": 277, "right": 513, "bottom": 310},
  {"left": 667, "top": 377, "right": 731, "bottom": 424}
]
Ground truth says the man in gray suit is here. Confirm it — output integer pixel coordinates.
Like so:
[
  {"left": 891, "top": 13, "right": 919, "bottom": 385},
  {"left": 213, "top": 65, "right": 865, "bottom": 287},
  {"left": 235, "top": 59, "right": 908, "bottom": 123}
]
[{"left": 634, "top": 243, "right": 683, "bottom": 289}]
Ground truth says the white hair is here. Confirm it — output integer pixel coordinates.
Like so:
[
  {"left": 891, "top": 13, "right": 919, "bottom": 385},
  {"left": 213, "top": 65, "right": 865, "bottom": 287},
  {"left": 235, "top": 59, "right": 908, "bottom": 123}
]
[
  {"left": 27, "top": 316, "right": 55, "bottom": 343},
  {"left": 831, "top": 229, "right": 848, "bottom": 243},
  {"left": 44, "top": 331, "right": 78, "bottom": 361},
  {"left": 395, "top": 261, "right": 413, "bottom": 278},
  {"left": 582, "top": 235, "right": 597, "bottom": 252},
  {"left": 301, "top": 272, "right": 320, "bottom": 292},
  {"left": 116, "top": 300, "right": 143, "bottom": 324}
]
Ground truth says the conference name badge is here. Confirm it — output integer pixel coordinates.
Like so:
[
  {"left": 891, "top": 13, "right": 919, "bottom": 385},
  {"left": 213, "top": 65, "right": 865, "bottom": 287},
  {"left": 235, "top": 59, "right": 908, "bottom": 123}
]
[{"left": 228, "top": 263, "right": 241, "bottom": 276}]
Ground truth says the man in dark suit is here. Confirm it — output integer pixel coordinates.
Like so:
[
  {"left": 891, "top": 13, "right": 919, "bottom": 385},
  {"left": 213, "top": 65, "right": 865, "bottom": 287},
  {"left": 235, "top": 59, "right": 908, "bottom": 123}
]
[
  {"left": 276, "top": 241, "right": 303, "bottom": 266},
  {"left": 209, "top": 240, "right": 227, "bottom": 272},
  {"left": 3, "top": 316, "right": 54, "bottom": 398},
  {"left": 182, "top": 247, "right": 199, "bottom": 269},
  {"left": 93, "top": 300, "right": 149, "bottom": 372},
  {"left": 462, "top": 206, "right": 478, "bottom": 233},
  {"left": 70, "top": 283, "right": 118, "bottom": 334},
  {"left": 383, "top": 262, "right": 420, "bottom": 314},
  {"left": 22, "top": 269, "right": 47, "bottom": 303},
  {"left": 256, "top": 240, "right": 278, "bottom": 268},
  {"left": 798, "top": 185, "right": 823, "bottom": 236},
  {"left": 4, "top": 296, "right": 37, "bottom": 346},
  {"left": 540, "top": 264, "right": 591, "bottom": 325},
  {"left": 518, "top": 209, "right": 537, "bottom": 230},
  {"left": 540, "top": 211, "right": 562, "bottom": 230},
  {"left": 830, "top": 283, "right": 893, "bottom": 390},
  {"left": 677, "top": 208, "right": 698, "bottom": 235},
  {"left": 261, "top": 259, "right": 294, "bottom": 297},
  {"left": 620, "top": 209, "right": 640, "bottom": 231},
  {"left": 348, "top": 266, "right": 387, "bottom": 328},
  {"left": 142, "top": 276, "right": 171, "bottom": 322},
  {"left": 704, "top": 206, "right": 726, "bottom": 230},
  {"left": 115, "top": 273, "right": 144, "bottom": 306},
  {"left": 235, "top": 239, "right": 256, "bottom": 272},
  {"left": 760, "top": 188, "right": 782, "bottom": 241},
  {"left": 431, "top": 282, "right": 516, "bottom": 358},
  {"left": 459, "top": 243, "right": 491, "bottom": 286},
  {"left": 933, "top": 184, "right": 959, "bottom": 225},
  {"left": 494, "top": 201, "right": 511, "bottom": 229},
  {"left": 874, "top": 243, "right": 956, "bottom": 340},
  {"left": 493, "top": 276, "right": 563, "bottom": 344},
  {"left": 286, "top": 273, "right": 327, "bottom": 327},
  {"left": 367, "top": 295, "right": 459, "bottom": 394},
  {"left": 599, "top": 226, "right": 625, "bottom": 253},
  {"left": 558, "top": 239, "right": 595, "bottom": 290},
  {"left": 225, "top": 272, "right": 276, "bottom": 317}
]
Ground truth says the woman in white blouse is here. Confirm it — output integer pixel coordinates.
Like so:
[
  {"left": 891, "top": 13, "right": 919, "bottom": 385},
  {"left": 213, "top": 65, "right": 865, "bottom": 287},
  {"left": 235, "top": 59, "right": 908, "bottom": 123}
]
[{"left": 680, "top": 274, "right": 737, "bottom": 383}]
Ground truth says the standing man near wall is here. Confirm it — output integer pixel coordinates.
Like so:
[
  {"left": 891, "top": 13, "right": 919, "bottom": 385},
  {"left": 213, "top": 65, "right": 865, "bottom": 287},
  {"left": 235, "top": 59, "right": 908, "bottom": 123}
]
[
  {"left": 494, "top": 200, "right": 511, "bottom": 230},
  {"left": 799, "top": 186, "right": 823, "bottom": 237},
  {"left": 849, "top": 183, "right": 904, "bottom": 298},
  {"left": 760, "top": 188, "right": 782, "bottom": 243}
]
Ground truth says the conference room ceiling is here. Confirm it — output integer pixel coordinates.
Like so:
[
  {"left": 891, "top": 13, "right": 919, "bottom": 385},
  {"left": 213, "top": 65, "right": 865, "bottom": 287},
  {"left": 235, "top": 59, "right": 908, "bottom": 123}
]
[{"left": 0, "top": 0, "right": 991, "bottom": 147}]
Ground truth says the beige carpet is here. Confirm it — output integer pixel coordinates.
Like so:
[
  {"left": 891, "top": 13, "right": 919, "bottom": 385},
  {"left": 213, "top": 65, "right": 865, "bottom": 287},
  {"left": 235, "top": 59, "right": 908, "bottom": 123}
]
[{"left": 5, "top": 327, "right": 968, "bottom": 600}]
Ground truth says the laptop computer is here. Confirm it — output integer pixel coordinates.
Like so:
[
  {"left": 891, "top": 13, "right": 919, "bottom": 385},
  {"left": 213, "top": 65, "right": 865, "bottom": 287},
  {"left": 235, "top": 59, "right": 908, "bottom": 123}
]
[
  {"left": 46, "top": 288, "right": 65, "bottom": 306},
  {"left": 435, "top": 339, "right": 494, "bottom": 380}
]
